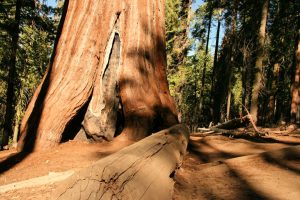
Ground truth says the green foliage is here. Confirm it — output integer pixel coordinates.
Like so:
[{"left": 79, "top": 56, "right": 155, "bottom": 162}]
[
  {"left": 166, "top": 0, "right": 215, "bottom": 128},
  {"left": 166, "top": 0, "right": 300, "bottom": 127},
  {"left": 0, "top": 0, "right": 60, "bottom": 142},
  {"left": 231, "top": 70, "right": 243, "bottom": 115},
  {"left": 166, "top": 0, "right": 191, "bottom": 73}
]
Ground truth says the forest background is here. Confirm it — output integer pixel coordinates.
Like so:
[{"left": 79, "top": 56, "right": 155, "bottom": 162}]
[{"left": 0, "top": 0, "right": 299, "bottom": 149}]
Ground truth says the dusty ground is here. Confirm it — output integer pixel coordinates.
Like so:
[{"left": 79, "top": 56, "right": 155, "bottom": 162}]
[
  {"left": 0, "top": 138, "right": 133, "bottom": 186},
  {"left": 173, "top": 133, "right": 300, "bottom": 200},
  {"left": 0, "top": 132, "right": 299, "bottom": 199}
]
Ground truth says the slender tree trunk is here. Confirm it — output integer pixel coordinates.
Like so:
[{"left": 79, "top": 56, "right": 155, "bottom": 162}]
[
  {"left": 210, "top": 14, "right": 221, "bottom": 119},
  {"left": 18, "top": 0, "right": 178, "bottom": 152},
  {"left": 290, "top": 0, "right": 300, "bottom": 124},
  {"left": 225, "top": 0, "right": 238, "bottom": 121},
  {"left": 241, "top": 41, "right": 250, "bottom": 115},
  {"left": 264, "top": 63, "right": 279, "bottom": 124},
  {"left": 241, "top": 4, "right": 250, "bottom": 115},
  {"left": 211, "top": 16, "right": 221, "bottom": 93},
  {"left": 2, "top": 0, "right": 21, "bottom": 148},
  {"left": 274, "top": 64, "right": 286, "bottom": 123},
  {"left": 199, "top": 7, "right": 212, "bottom": 115},
  {"left": 241, "top": 0, "right": 254, "bottom": 114},
  {"left": 212, "top": 0, "right": 237, "bottom": 123},
  {"left": 12, "top": 88, "right": 24, "bottom": 147},
  {"left": 290, "top": 28, "right": 300, "bottom": 123},
  {"left": 226, "top": 91, "right": 232, "bottom": 120},
  {"left": 250, "top": 0, "right": 269, "bottom": 123},
  {"left": 193, "top": 64, "right": 198, "bottom": 129}
]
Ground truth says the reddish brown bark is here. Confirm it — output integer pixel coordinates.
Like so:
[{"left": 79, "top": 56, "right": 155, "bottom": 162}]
[
  {"left": 18, "top": 0, "right": 178, "bottom": 151},
  {"left": 290, "top": 29, "right": 300, "bottom": 123}
]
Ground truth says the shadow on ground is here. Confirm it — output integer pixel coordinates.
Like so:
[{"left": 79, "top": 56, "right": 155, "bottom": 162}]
[{"left": 173, "top": 135, "right": 300, "bottom": 200}]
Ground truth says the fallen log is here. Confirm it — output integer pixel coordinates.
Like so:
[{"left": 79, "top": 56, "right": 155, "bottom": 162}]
[
  {"left": 192, "top": 128, "right": 263, "bottom": 139},
  {"left": 214, "top": 116, "right": 249, "bottom": 129},
  {"left": 52, "top": 124, "right": 189, "bottom": 200},
  {"left": 192, "top": 115, "right": 267, "bottom": 138},
  {"left": 214, "top": 115, "right": 266, "bottom": 136},
  {"left": 190, "top": 131, "right": 217, "bottom": 137},
  {"left": 266, "top": 124, "right": 297, "bottom": 135},
  {"left": 209, "top": 127, "right": 255, "bottom": 137}
]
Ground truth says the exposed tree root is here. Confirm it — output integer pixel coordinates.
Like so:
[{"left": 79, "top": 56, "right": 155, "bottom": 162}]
[{"left": 53, "top": 124, "right": 189, "bottom": 200}]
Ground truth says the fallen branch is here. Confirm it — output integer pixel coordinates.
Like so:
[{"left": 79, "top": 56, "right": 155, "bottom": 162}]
[{"left": 240, "top": 104, "right": 266, "bottom": 135}]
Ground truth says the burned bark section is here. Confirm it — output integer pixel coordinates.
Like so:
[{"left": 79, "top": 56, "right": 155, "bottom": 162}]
[{"left": 83, "top": 33, "right": 122, "bottom": 141}]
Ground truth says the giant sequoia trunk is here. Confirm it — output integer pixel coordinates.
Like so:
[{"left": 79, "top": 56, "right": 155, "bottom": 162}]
[{"left": 17, "top": 0, "right": 178, "bottom": 151}]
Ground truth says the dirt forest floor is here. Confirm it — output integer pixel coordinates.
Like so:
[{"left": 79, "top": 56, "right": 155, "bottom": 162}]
[{"left": 0, "top": 130, "right": 300, "bottom": 199}]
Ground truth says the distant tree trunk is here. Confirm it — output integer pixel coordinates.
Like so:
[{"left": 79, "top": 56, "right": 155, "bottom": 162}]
[
  {"left": 274, "top": 64, "right": 286, "bottom": 123},
  {"left": 241, "top": 42, "right": 252, "bottom": 115},
  {"left": 290, "top": 0, "right": 300, "bottom": 124},
  {"left": 212, "top": 0, "right": 237, "bottom": 123},
  {"left": 290, "top": 28, "right": 300, "bottom": 123},
  {"left": 2, "top": 0, "right": 21, "bottom": 148},
  {"left": 199, "top": 6, "right": 212, "bottom": 115},
  {"left": 250, "top": 0, "right": 269, "bottom": 123},
  {"left": 210, "top": 14, "right": 221, "bottom": 118},
  {"left": 240, "top": 1, "right": 253, "bottom": 115},
  {"left": 226, "top": 79, "right": 232, "bottom": 120},
  {"left": 17, "top": 0, "right": 178, "bottom": 151},
  {"left": 212, "top": 36, "right": 229, "bottom": 123},
  {"left": 211, "top": 16, "right": 221, "bottom": 93},
  {"left": 264, "top": 63, "right": 280, "bottom": 124},
  {"left": 12, "top": 87, "right": 24, "bottom": 147},
  {"left": 226, "top": 2, "right": 237, "bottom": 121}
]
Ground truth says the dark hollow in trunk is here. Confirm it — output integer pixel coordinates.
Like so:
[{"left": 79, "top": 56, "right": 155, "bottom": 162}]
[{"left": 83, "top": 33, "right": 122, "bottom": 141}]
